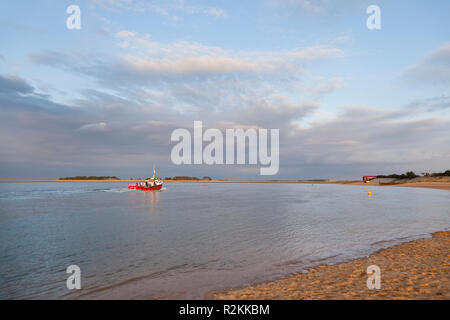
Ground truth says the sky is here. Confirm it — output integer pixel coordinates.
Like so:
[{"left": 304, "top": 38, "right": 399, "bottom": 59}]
[{"left": 0, "top": 0, "right": 449, "bottom": 180}]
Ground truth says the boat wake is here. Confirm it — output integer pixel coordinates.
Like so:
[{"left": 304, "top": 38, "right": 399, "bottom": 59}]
[{"left": 101, "top": 187, "right": 130, "bottom": 193}]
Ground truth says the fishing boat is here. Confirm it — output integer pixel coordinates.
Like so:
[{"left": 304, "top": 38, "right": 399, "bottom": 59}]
[{"left": 128, "top": 167, "right": 163, "bottom": 191}]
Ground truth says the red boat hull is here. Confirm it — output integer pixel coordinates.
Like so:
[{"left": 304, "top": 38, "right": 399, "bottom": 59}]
[{"left": 128, "top": 184, "right": 163, "bottom": 191}]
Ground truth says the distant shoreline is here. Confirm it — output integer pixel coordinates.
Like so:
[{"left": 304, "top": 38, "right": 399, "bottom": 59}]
[
  {"left": 0, "top": 179, "right": 349, "bottom": 183},
  {"left": 1, "top": 178, "right": 450, "bottom": 190}
]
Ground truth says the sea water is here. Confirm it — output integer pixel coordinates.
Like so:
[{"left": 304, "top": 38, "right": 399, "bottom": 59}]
[{"left": 0, "top": 182, "right": 449, "bottom": 299}]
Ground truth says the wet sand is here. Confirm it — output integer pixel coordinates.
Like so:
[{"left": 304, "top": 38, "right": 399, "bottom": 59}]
[
  {"left": 210, "top": 231, "right": 450, "bottom": 300},
  {"left": 390, "top": 182, "right": 450, "bottom": 191},
  {"left": 345, "top": 180, "right": 450, "bottom": 191}
]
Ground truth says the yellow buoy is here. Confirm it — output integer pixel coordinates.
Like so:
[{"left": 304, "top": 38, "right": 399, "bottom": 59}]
[{"left": 368, "top": 191, "right": 372, "bottom": 196}]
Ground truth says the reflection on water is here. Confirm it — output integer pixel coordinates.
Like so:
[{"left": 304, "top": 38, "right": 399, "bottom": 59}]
[
  {"left": 144, "top": 190, "right": 161, "bottom": 212},
  {"left": 0, "top": 182, "right": 449, "bottom": 299}
]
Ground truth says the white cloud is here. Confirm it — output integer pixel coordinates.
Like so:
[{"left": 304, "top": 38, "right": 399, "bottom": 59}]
[
  {"left": 78, "top": 122, "right": 109, "bottom": 132},
  {"left": 115, "top": 30, "right": 136, "bottom": 39},
  {"left": 274, "top": 0, "right": 325, "bottom": 15},
  {"left": 121, "top": 55, "right": 259, "bottom": 75},
  {"left": 285, "top": 46, "right": 344, "bottom": 60},
  {"left": 202, "top": 7, "right": 225, "bottom": 17},
  {"left": 112, "top": 31, "right": 344, "bottom": 79},
  {"left": 309, "top": 77, "right": 345, "bottom": 96}
]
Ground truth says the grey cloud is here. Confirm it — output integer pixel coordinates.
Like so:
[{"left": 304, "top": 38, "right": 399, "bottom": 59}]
[
  {"left": 1, "top": 72, "right": 449, "bottom": 181},
  {"left": 281, "top": 107, "right": 450, "bottom": 178},
  {"left": 78, "top": 122, "right": 109, "bottom": 132},
  {"left": 25, "top": 46, "right": 327, "bottom": 130},
  {"left": 404, "top": 43, "right": 450, "bottom": 86},
  {"left": 222, "top": 101, "right": 320, "bottom": 129},
  {"left": 0, "top": 75, "right": 34, "bottom": 94},
  {"left": 426, "top": 96, "right": 450, "bottom": 111},
  {"left": 0, "top": 70, "right": 316, "bottom": 179},
  {"left": 405, "top": 95, "right": 450, "bottom": 112},
  {"left": 309, "top": 77, "right": 344, "bottom": 97},
  {"left": 25, "top": 41, "right": 339, "bottom": 133},
  {"left": 0, "top": 74, "right": 78, "bottom": 115},
  {"left": 3, "top": 40, "right": 449, "bottom": 179},
  {"left": 28, "top": 52, "right": 69, "bottom": 67}
]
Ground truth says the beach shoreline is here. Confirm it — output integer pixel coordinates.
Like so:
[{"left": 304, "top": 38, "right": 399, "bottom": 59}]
[
  {"left": 208, "top": 231, "right": 450, "bottom": 300},
  {"left": 1, "top": 178, "right": 450, "bottom": 191}
]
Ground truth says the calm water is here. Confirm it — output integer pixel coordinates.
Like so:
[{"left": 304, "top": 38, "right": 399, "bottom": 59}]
[{"left": 0, "top": 182, "right": 449, "bottom": 299}]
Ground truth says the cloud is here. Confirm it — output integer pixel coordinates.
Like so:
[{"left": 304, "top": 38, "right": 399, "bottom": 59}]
[
  {"left": 285, "top": 46, "right": 344, "bottom": 60},
  {"left": 0, "top": 75, "right": 34, "bottom": 94},
  {"left": 28, "top": 51, "right": 77, "bottom": 68},
  {"left": 286, "top": 0, "right": 326, "bottom": 15},
  {"left": 405, "top": 95, "right": 450, "bottom": 112},
  {"left": 0, "top": 74, "right": 176, "bottom": 178},
  {"left": 78, "top": 122, "right": 109, "bottom": 132},
  {"left": 283, "top": 105, "right": 450, "bottom": 174},
  {"left": 223, "top": 100, "right": 320, "bottom": 129},
  {"left": 268, "top": 0, "right": 372, "bottom": 17},
  {"left": 26, "top": 36, "right": 344, "bottom": 131},
  {"left": 1, "top": 71, "right": 449, "bottom": 179},
  {"left": 19, "top": 36, "right": 448, "bottom": 178},
  {"left": 90, "top": 0, "right": 226, "bottom": 18},
  {"left": 112, "top": 31, "right": 344, "bottom": 63},
  {"left": 121, "top": 55, "right": 259, "bottom": 75},
  {"left": 331, "top": 35, "right": 352, "bottom": 45},
  {"left": 0, "top": 74, "right": 76, "bottom": 114},
  {"left": 115, "top": 30, "right": 136, "bottom": 39},
  {"left": 202, "top": 7, "right": 225, "bottom": 17},
  {"left": 309, "top": 77, "right": 345, "bottom": 96},
  {"left": 111, "top": 31, "right": 344, "bottom": 69},
  {"left": 7, "top": 32, "right": 448, "bottom": 179},
  {"left": 29, "top": 33, "right": 343, "bottom": 90},
  {"left": 405, "top": 43, "right": 450, "bottom": 86}
]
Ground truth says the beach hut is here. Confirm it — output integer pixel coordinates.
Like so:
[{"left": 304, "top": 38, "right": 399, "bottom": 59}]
[{"left": 362, "top": 176, "right": 377, "bottom": 183}]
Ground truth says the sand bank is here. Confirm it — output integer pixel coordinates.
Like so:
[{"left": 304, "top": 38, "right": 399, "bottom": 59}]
[
  {"left": 210, "top": 231, "right": 449, "bottom": 300},
  {"left": 390, "top": 182, "right": 450, "bottom": 191},
  {"left": 344, "top": 181, "right": 450, "bottom": 191}
]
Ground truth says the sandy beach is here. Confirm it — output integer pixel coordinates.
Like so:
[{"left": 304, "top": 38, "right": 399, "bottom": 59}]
[
  {"left": 344, "top": 176, "right": 450, "bottom": 191},
  {"left": 390, "top": 182, "right": 450, "bottom": 191},
  {"left": 210, "top": 231, "right": 450, "bottom": 300}
]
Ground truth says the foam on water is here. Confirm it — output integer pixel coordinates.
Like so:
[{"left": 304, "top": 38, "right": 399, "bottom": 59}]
[
  {"left": 102, "top": 187, "right": 130, "bottom": 193},
  {"left": 0, "top": 184, "right": 138, "bottom": 200}
]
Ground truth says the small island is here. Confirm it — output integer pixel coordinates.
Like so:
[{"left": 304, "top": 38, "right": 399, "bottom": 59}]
[
  {"left": 164, "top": 176, "right": 212, "bottom": 181},
  {"left": 58, "top": 176, "right": 120, "bottom": 180}
]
